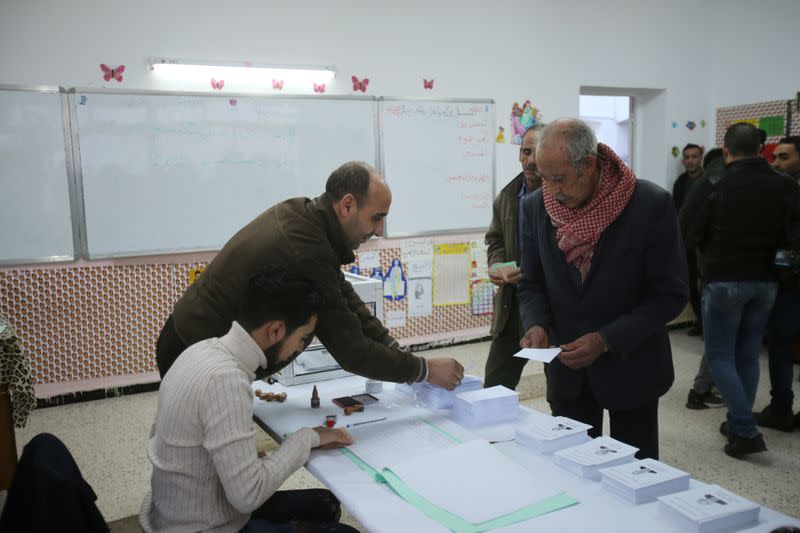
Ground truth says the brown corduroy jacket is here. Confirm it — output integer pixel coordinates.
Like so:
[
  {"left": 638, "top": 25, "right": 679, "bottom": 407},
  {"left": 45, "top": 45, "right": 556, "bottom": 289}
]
[{"left": 172, "top": 194, "right": 423, "bottom": 383}]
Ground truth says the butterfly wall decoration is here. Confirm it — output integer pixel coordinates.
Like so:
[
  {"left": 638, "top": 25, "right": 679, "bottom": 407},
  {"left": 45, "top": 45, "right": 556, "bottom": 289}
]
[
  {"left": 100, "top": 64, "right": 124, "bottom": 82},
  {"left": 210, "top": 78, "right": 225, "bottom": 90},
  {"left": 313, "top": 83, "right": 326, "bottom": 93},
  {"left": 423, "top": 79, "right": 434, "bottom": 90},
  {"left": 272, "top": 79, "right": 284, "bottom": 90},
  {"left": 352, "top": 76, "right": 369, "bottom": 92}
]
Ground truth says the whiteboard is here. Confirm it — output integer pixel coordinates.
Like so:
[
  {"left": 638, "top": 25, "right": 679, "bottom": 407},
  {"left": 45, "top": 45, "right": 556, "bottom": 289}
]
[
  {"left": 0, "top": 87, "right": 76, "bottom": 264},
  {"left": 380, "top": 98, "right": 495, "bottom": 236},
  {"left": 72, "top": 90, "right": 378, "bottom": 258}
]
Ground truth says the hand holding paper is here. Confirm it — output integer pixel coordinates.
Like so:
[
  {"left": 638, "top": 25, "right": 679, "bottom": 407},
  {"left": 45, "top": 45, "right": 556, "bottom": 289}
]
[
  {"left": 514, "top": 347, "right": 561, "bottom": 363},
  {"left": 559, "top": 332, "right": 607, "bottom": 369},
  {"left": 520, "top": 325, "right": 549, "bottom": 349}
]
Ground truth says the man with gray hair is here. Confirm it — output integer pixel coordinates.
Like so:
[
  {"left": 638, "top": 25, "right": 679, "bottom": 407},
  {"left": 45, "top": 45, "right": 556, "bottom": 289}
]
[{"left": 517, "top": 118, "right": 689, "bottom": 459}]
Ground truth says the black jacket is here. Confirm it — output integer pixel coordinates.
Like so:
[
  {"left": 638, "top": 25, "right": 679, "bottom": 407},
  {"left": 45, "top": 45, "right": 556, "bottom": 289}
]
[
  {"left": 683, "top": 158, "right": 800, "bottom": 283},
  {"left": 517, "top": 180, "right": 688, "bottom": 410},
  {"left": 672, "top": 171, "right": 701, "bottom": 212}
]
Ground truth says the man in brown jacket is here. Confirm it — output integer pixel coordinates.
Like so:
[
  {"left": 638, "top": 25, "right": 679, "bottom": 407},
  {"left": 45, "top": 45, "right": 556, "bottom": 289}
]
[
  {"left": 484, "top": 125, "right": 545, "bottom": 390},
  {"left": 156, "top": 161, "right": 464, "bottom": 389}
]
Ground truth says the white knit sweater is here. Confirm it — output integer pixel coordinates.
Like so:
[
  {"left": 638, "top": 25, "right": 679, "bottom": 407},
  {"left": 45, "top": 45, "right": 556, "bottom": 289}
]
[{"left": 140, "top": 322, "right": 320, "bottom": 532}]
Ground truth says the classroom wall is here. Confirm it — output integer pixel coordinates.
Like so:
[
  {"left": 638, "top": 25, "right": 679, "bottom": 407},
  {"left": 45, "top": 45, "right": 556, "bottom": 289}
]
[{"left": 1, "top": 0, "right": 797, "bottom": 391}]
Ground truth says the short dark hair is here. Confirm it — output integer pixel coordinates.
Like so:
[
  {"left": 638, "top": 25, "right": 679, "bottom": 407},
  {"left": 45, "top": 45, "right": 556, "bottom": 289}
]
[
  {"left": 325, "top": 161, "right": 375, "bottom": 206},
  {"left": 703, "top": 147, "right": 724, "bottom": 169},
  {"left": 682, "top": 143, "right": 702, "bottom": 157},
  {"left": 724, "top": 123, "right": 761, "bottom": 157},
  {"left": 237, "top": 265, "right": 322, "bottom": 334},
  {"left": 777, "top": 136, "right": 800, "bottom": 155}
]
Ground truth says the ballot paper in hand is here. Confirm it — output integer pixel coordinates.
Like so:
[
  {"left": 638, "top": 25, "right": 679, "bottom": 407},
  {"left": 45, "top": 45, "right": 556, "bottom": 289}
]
[
  {"left": 513, "top": 347, "right": 561, "bottom": 363},
  {"left": 553, "top": 436, "right": 638, "bottom": 480},
  {"left": 451, "top": 385, "right": 519, "bottom": 427},
  {"left": 515, "top": 415, "right": 593, "bottom": 454},
  {"left": 658, "top": 485, "right": 760, "bottom": 533},
  {"left": 600, "top": 459, "right": 690, "bottom": 503}
]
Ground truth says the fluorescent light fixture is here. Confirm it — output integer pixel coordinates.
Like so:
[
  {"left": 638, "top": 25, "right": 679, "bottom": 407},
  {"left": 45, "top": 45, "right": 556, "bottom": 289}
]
[{"left": 149, "top": 58, "right": 336, "bottom": 84}]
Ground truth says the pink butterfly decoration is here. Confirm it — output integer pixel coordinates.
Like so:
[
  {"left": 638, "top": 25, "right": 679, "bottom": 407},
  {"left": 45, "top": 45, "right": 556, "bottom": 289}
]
[
  {"left": 228, "top": 99, "right": 237, "bottom": 107},
  {"left": 272, "top": 79, "right": 284, "bottom": 90},
  {"left": 351, "top": 76, "right": 369, "bottom": 92},
  {"left": 210, "top": 78, "right": 225, "bottom": 90},
  {"left": 423, "top": 79, "right": 434, "bottom": 90},
  {"left": 100, "top": 64, "right": 125, "bottom": 82},
  {"left": 313, "top": 83, "right": 326, "bottom": 94}
]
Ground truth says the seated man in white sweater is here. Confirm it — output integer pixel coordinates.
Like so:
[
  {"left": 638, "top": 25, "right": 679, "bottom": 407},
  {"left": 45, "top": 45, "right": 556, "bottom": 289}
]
[{"left": 141, "top": 265, "right": 356, "bottom": 533}]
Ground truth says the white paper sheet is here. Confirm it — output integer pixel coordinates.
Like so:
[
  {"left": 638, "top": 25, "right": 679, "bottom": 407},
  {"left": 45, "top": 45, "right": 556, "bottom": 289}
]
[
  {"left": 408, "top": 278, "right": 433, "bottom": 317},
  {"left": 357, "top": 250, "right": 381, "bottom": 270},
  {"left": 346, "top": 417, "right": 457, "bottom": 471},
  {"left": 659, "top": 485, "right": 759, "bottom": 521},
  {"left": 386, "top": 309, "right": 406, "bottom": 328},
  {"left": 518, "top": 416, "right": 593, "bottom": 441},
  {"left": 387, "top": 440, "right": 563, "bottom": 524},
  {"left": 554, "top": 436, "right": 638, "bottom": 466},
  {"left": 513, "top": 348, "right": 561, "bottom": 363},
  {"left": 602, "top": 459, "right": 689, "bottom": 489},
  {"left": 433, "top": 244, "right": 470, "bottom": 305}
]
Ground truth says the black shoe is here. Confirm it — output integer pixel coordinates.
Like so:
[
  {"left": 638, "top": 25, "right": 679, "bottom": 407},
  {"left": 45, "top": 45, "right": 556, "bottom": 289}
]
[
  {"left": 794, "top": 411, "right": 800, "bottom": 429},
  {"left": 719, "top": 421, "right": 728, "bottom": 437},
  {"left": 754, "top": 404, "right": 795, "bottom": 432},
  {"left": 687, "top": 325, "right": 703, "bottom": 337},
  {"left": 686, "top": 389, "right": 710, "bottom": 410},
  {"left": 724, "top": 432, "right": 767, "bottom": 459},
  {"left": 700, "top": 389, "right": 724, "bottom": 405}
]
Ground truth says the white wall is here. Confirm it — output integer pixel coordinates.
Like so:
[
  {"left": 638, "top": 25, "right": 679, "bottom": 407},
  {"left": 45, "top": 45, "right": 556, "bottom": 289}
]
[{"left": 0, "top": 0, "right": 795, "bottom": 195}]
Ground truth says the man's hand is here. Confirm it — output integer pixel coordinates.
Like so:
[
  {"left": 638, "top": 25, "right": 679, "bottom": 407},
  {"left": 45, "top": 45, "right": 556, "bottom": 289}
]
[
  {"left": 489, "top": 264, "right": 522, "bottom": 286},
  {"left": 312, "top": 427, "right": 353, "bottom": 450},
  {"left": 426, "top": 357, "right": 465, "bottom": 391},
  {"left": 558, "top": 332, "right": 607, "bottom": 369},
  {"left": 520, "top": 325, "right": 549, "bottom": 349}
]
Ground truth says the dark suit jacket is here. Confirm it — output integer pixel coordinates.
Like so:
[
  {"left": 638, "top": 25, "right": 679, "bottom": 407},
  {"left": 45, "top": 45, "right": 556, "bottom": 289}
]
[
  {"left": 517, "top": 180, "right": 689, "bottom": 410},
  {"left": 485, "top": 172, "right": 524, "bottom": 337}
]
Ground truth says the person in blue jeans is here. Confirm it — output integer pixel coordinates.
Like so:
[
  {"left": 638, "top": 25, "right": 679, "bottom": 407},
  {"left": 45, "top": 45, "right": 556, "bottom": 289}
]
[
  {"left": 684, "top": 123, "right": 800, "bottom": 459},
  {"left": 755, "top": 136, "right": 800, "bottom": 432}
]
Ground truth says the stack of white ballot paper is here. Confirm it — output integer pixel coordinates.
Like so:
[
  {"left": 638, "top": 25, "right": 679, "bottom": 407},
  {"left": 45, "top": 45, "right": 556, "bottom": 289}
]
[
  {"left": 658, "top": 485, "right": 760, "bottom": 533},
  {"left": 600, "top": 459, "right": 690, "bottom": 503},
  {"left": 451, "top": 385, "right": 519, "bottom": 427},
  {"left": 394, "top": 375, "right": 482, "bottom": 408},
  {"left": 552, "top": 436, "right": 638, "bottom": 480},
  {"left": 515, "top": 415, "right": 593, "bottom": 454}
]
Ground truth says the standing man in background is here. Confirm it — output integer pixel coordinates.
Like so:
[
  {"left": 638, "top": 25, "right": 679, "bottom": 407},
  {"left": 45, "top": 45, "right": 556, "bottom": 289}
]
[
  {"left": 156, "top": 161, "right": 464, "bottom": 390},
  {"left": 756, "top": 136, "right": 800, "bottom": 431},
  {"left": 674, "top": 144, "right": 705, "bottom": 338},
  {"left": 684, "top": 124, "right": 800, "bottom": 458},
  {"left": 484, "top": 124, "right": 546, "bottom": 391}
]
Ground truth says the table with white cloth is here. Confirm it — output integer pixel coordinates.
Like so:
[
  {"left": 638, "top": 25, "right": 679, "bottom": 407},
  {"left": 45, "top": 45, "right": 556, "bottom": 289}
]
[{"left": 252, "top": 376, "right": 799, "bottom": 533}]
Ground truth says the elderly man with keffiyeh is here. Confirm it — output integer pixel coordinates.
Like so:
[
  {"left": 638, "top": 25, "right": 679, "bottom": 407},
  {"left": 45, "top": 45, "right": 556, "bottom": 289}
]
[{"left": 517, "top": 118, "right": 689, "bottom": 460}]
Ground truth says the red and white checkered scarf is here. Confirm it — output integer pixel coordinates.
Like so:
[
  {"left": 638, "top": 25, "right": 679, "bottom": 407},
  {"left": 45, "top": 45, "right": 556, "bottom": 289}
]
[{"left": 543, "top": 143, "right": 636, "bottom": 282}]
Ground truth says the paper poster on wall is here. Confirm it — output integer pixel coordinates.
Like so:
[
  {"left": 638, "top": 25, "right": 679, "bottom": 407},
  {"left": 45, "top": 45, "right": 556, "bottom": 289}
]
[
  {"left": 401, "top": 238, "right": 434, "bottom": 278},
  {"left": 408, "top": 278, "right": 433, "bottom": 317},
  {"left": 369, "top": 268, "right": 384, "bottom": 282},
  {"left": 470, "top": 279, "right": 495, "bottom": 316},
  {"left": 510, "top": 100, "right": 542, "bottom": 145},
  {"left": 384, "top": 258, "right": 407, "bottom": 301},
  {"left": 386, "top": 309, "right": 407, "bottom": 329},
  {"left": 470, "top": 240, "right": 490, "bottom": 279},
  {"left": 433, "top": 243, "right": 470, "bottom": 306},
  {"left": 358, "top": 250, "right": 381, "bottom": 270}
]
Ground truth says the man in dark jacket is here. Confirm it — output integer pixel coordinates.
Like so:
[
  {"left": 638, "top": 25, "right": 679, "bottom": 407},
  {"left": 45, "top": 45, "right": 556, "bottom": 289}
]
[
  {"left": 484, "top": 124, "right": 545, "bottom": 390},
  {"left": 674, "top": 144, "right": 705, "bottom": 338},
  {"left": 679, "top": 149, "right": 725, "bottom": 410},
  {"left": 518, "top": 119, "right": 688, "bottom": 460},
  {"left": 685, "top": 123, "right": 800, "bottom": 458},
  {"left": 156, "top": 161, "right": 464, "bottom": 390},
  {"left": 755, "top": 135, "right": 800, "bottom": 431}
]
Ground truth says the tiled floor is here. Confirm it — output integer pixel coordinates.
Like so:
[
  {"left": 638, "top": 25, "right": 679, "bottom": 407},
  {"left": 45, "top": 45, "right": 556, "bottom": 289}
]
[{"left": 10, "top": 329, "right": 800, "bottom": 531}]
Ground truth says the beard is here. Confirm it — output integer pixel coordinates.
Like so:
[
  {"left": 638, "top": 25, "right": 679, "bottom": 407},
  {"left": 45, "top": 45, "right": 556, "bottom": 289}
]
[{"left": 254, "top": 339, "right": 291, "bottom": 381}]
